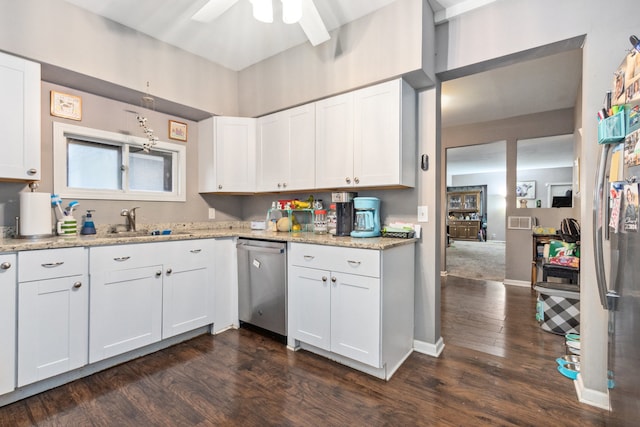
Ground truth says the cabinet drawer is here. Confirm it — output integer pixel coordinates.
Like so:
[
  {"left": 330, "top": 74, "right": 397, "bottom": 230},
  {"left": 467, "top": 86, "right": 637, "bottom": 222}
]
[
  {"left": 289, "top": 243, "right": 380, "bottom": 278},
  {"left": 18, "top": 247, "right": 87, "bottom": 282},
  {"left": 89, "top": 243, "right": 162, "bottom": 272}
]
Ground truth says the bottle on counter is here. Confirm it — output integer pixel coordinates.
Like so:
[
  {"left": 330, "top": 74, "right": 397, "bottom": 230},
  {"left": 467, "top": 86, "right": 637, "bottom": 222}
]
[
  {"left": 327, "top": 204, "right": 337, "bottom": 235},
  {"left": 314, "top": 209, "right": 328, "bottom": 234}
]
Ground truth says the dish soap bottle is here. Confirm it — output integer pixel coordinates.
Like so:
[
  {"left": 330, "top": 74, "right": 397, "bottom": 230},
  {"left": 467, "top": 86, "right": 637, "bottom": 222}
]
[{"left": 81, "top": 210, "right": 97, "bottom": 235}]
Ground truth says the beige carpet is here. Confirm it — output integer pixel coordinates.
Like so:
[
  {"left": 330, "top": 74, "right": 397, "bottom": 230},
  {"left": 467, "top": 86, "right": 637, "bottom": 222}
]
[{"left": 446, "top": 240, "right": 505, "bottom": 282}]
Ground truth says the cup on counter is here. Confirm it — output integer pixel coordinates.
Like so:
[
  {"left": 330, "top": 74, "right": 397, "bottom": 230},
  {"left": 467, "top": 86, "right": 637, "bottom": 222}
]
[{"left": 57, "top": 218, "right": 77, "bottom": 237}]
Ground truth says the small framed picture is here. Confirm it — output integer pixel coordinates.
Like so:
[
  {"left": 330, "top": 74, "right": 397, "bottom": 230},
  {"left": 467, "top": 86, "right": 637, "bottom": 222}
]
[
  {"left": 50, "top": 91, "right": 82, "bottom": 121},
  {"left": 168, "top": 120, "right": 187, "bottom": 142}
]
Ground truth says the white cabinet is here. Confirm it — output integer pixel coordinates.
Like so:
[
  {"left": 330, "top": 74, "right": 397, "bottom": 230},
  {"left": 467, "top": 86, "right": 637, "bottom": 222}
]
[
  {"left": 162, "top": 239, "right": 216, "bottom": 339},
  {"left": 0, "top": 254, "right": 16, "bottom": 395},
  {"left": 198, "top": 116, "right": 256, "bottom": 193},
  {"left": 315, "top": 79, "right": 416, "bottom": 189},
  {"left": 0, "top": 51, "right": 41, "bottom": 181},
  {"left": 288, "top": 242, "right": 414, "bottom": 379},
  {"left": 89, "top": 243, "right": 163, "bottom": 363},
  {"left": 257, "top": 103, "right": 316, "bottom": 192},
  {"left": 89, "top": 240, "right": 216, "bottom": 363},
  {"left": 17, "top": 248, "right": 88, "bottom": 387}
]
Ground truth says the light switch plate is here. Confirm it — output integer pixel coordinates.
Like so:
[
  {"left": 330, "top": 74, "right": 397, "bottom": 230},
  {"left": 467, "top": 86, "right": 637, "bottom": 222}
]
[
  {"left": 208, "top": 208, "right": 216, "bottom": 219},
  {"left": 417, "top": 205, "right": 428, "bottom": 222}
]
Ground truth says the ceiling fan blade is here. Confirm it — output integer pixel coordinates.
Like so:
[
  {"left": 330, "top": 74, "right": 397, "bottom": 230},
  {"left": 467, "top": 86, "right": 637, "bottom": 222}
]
[
  {"left": 191, "top": 0, "right": 239, "bottom": 22},
  {"left": 299, "top": 0, "right": 330, "bottom": 46}
]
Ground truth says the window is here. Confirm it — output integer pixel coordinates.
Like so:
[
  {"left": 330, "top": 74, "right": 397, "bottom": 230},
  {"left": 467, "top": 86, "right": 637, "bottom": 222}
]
[{"left": 53, "top": 122, "right": 186, "bottom": 201}]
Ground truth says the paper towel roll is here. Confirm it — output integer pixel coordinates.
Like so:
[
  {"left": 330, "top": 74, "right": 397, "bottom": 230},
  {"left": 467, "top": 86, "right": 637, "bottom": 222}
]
[{"left": 19, "top": 192, "right": 52, "bottom": 237}]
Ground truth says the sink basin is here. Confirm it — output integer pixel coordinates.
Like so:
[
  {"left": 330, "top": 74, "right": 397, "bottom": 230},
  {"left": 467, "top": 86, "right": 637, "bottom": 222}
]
[{"left": 105, "top": 230, "right": 151, "bottom": 238}]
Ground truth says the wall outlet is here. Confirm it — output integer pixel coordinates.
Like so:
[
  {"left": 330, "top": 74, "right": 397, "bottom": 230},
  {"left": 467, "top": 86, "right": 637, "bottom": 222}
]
[
  {"left": 208, "top": 208, "right": 216, "bottom": 219},
  {"left": 417, "top": 205, "right": 428, "bottom": 222}
]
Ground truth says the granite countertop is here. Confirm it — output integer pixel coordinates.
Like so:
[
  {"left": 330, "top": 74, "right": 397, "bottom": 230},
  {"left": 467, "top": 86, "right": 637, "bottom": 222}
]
[{"left": 0, "top": 222, "right": 416, "bottom": 252}]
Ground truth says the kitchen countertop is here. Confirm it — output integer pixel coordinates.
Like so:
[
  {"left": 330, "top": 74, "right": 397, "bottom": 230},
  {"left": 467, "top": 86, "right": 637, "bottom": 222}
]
[{"left": 0, "top": 223, "right": 416, "bottom": 252}]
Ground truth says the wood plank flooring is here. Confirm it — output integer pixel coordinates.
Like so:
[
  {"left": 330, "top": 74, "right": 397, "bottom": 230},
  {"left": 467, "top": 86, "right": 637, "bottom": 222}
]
[{"left": 0, "top": 276, "right": 615, "bottom": 426}]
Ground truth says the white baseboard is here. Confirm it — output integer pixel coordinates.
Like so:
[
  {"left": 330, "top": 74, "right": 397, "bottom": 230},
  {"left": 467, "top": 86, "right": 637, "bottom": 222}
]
[
  {"left": 413, "top": 337, "right": 445, "bottom": 357},
  {"left": 503, "top": 279, "right": 530, "bottom": 288},
  {"left": 575, "top": 374, "right": 611, "bottom": 410}
]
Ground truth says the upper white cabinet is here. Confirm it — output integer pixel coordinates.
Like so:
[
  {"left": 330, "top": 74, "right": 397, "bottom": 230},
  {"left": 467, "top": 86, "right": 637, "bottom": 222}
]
[
  {"left": 315, "top": 79, "right": 416, "bottom": 189},
  {"left": 0, "top": 254, "right": 16, "bottom": 395},
  {"left": 0, "top": 51, "right": 41, "bottom": 181},
  {"left": 198, "top": 116, "right": 256, "bottom": 193},
  {"left": 17, "top": 248, "right": 88, "bottom": 387},
  {"left": 256, "top": 103, "right": 315, "bottom": 192}
]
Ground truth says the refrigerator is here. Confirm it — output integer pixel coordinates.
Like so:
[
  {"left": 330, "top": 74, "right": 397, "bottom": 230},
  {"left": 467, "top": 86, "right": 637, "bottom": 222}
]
[{"left": 594, "top": 55, "right": 640, "bottom": 421}]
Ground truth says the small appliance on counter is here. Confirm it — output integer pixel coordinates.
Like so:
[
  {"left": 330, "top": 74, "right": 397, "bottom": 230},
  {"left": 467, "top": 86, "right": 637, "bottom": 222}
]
[
  {"left": 351, "top": 197, "right": 381, "bottom": 238},
  {"left": 332, "top": 192, "right": 357, "bottom": 236}
]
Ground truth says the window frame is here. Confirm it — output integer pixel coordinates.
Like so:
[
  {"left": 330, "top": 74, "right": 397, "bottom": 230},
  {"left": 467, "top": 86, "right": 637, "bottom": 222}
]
[{"left": 53, "top": 122, "right": 186, "bottom": 202}]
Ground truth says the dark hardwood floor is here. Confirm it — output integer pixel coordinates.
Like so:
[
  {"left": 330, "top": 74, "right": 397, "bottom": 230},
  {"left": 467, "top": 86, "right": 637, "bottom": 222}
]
[{"left": 1, "top": 276, "right": 616, "bottom": 426}]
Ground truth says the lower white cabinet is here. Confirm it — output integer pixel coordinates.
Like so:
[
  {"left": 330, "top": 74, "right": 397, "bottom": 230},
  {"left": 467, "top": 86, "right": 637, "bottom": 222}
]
[
  {"left": 0, "top": 254, "right": 16, "bottom": 395},
  {"left": 288, "top": 242, "right": 414, "bottom": 379},
  {"left": 89, "top": 240, "right": 216, "bottom": 363},
  {"left": 17, "top": 248, "right": 88, "bottom": 387}
]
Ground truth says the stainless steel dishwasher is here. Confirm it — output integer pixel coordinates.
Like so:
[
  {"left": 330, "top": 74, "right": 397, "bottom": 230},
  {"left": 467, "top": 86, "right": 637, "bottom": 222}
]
[{"left": 236, "top": 239, "right": 287, "bottom": 337}]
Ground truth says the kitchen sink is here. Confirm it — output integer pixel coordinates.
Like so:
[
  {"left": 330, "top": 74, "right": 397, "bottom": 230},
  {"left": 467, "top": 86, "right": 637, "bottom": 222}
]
[{"left": 104, "top": 230, "right": 151, "bottom": 238}]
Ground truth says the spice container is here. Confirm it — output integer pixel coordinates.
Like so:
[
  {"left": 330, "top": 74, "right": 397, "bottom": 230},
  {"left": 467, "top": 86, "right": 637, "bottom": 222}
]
[
  {"left": 327, "top": 204, "right": 337, "bottom": 235},
  {"left": 314, "top": 209, "right": 328, "bottom": 234}
]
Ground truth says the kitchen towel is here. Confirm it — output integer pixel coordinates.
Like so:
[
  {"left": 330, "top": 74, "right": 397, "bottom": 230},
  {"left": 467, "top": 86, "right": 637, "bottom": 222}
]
[{"left": 19, "top": 192, "right": 52, "bottom": 236}]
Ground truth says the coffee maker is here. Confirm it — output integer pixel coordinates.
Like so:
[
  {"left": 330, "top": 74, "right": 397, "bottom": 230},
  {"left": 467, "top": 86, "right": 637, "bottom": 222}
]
[
  {"left": 331, "top": 192, "right": 357, "bottom": 236},
  {"left": 350, "top": 197, "right": 381, "bottom": 238}
]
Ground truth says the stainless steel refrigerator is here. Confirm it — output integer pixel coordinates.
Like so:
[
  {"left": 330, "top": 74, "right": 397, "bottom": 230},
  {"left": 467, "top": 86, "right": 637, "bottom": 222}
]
[{"left": 594, "top": 127, "right": 640, "bottom": 423}]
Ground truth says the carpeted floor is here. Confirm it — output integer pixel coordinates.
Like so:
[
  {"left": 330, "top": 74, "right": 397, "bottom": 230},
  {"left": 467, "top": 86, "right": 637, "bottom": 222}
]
[{"left": 446, "top": 240, "right": 506, "bottom": 282}]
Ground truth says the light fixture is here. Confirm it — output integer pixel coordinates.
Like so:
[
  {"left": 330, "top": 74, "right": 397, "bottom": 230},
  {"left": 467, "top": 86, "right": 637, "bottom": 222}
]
[
  {"left": 136, "top": 82, "right": 159, "bottom": 153},
  {"left": 250, "top": 0, "right": 273, "bottom": 23},
  {"left": 281, "top": 0, "right": 302, "bottom": 24},
  {"left": 630, "top": 35, "right": 640, "bottom": 53}
]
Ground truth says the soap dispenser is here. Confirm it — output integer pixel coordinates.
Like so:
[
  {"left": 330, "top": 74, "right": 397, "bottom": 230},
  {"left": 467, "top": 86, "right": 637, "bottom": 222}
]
[{"left": 81, "top": 210, "right": 97, "bottom": 235}]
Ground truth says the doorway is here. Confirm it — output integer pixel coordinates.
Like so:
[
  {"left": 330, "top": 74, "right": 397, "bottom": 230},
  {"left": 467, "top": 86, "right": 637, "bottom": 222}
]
[{"left": 445, "top": 141, "right": 506, "bottom": 281}]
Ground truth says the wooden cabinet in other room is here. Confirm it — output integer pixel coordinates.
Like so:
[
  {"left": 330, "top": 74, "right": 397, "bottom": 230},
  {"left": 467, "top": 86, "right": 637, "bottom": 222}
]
[
  {"left": 256, "top": 103, "right": 315, "bottom": 192},
  {"left": 0, "top": 51, "right": 40, "bottom": 181},
  {"left": 315, "top": 78, "right": 416, "bottom": 189},
  {"left": 198, "top": 116, "right": 256, "bottom": 193},
  {"left": 17, "top": 248, "right": 88, "bottom": 387},
  {"left": 0, "top": 254, "right": 16, "bottom": 395},
  {"left": 449, "top": 220, "right": 481, "bottom": 240}
]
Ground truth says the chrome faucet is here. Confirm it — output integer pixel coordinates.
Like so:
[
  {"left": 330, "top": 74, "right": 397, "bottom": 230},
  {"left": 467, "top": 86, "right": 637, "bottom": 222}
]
[{"left": 121, "top": 207, "right": 140, "bottom": 232}]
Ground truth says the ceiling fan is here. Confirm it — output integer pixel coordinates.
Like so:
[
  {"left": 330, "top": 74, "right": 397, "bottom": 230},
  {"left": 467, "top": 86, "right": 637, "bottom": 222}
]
[{"left": 191, "top": 0, "right": 330, "bottom": 46}]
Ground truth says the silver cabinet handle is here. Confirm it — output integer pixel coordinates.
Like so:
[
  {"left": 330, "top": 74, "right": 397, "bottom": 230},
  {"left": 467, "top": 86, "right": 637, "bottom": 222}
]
[
  {"left": 0, "top": 262, "right": 11, "bottom": 270},
  {"left": 322, "top": 276, "right": 328, "bottom": 282},
  {"left": 354, "top": 177, "right": 360, "bottom": 184},
  {"left": 331, "top": 276, "right": 337, "bottom": 283},
  {"left": 345, "top": 177, "right": 351, "bottom": 184},
  {"left": 27, "top": 168, "right": 38, "bottom": 175},
  {"left": 166, "top": 268, "right": 172, "bottom": 274},
  {"left": 303, "top": 255, "right": 315, "bottom": 260},
  {"left": 283, "top": 182, "right": 287, "bottom": 188},
  {"left": 277, "top": 183, "right": 282, "bottom": 188},
  {"left": 347, "top": 260, "right": 361, "bottom": 266},
  {"left": 218, "top": 184, "right": 223, "bottom": 189},
  {"left": 42, "top": 262, "right": 64, "bottom": 268},
  {"left": 156, "top": 270, "right": 162, "bottom": 277},
  {"left": 113, "top": 256, "right": 131, "bottom": 262},
  {"left": 190, "top": 249, "right": 202, "bottom": 254},
  {"left": 73, "top": 281, "right": 82, "bottom": 289}
]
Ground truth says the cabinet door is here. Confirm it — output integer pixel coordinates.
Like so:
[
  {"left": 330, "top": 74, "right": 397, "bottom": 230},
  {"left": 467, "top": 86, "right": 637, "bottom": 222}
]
[
  {"left": 286, "top": 103, "right": 316, "bottom": 191},
  {"left": 0, "top": 254, "right": 16, "bottom": 395},
  {"left": 288, "top": 265, "right": 331, "bottom": 351},
  {"left": 214, "top": 116, "right": 256, "bottom": 192},
  {"left": 353, "top": 79, "right": 401, "bottom": 187},
  {"left": 256, "top": 111, "right": 287, "bottom": 192},
  {"left": 89, "top": 266, "right": 163, "bottom": 363},
  {"left": 162, "top": 240, "right": 216, "bottom": 339},
  {"left": 315, "top": 92, "right": 354, "bottom": 189},
  {"left": 330, "top": 272, "right": 381, "bottom": 367},
  {"left": 18, "top": 275, "right": 88, "bottom": 386},
  {"left": 0, "top": 52, "right": 40, "bottom": 181}
]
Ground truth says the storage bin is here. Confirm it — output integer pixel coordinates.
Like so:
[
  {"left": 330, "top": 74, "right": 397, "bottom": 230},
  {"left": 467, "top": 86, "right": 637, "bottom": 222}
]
[
  {"left": 598, "top": 111, "right": 625, "bottom": 144},
  {"left": 534, "top": 282, "right": 580, "bottom": 335}
]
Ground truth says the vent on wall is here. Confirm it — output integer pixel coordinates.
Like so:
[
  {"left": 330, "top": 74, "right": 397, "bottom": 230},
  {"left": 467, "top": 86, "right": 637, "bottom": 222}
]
[{"left": 508, "top": 216, "right": 532, "bottom": 230}]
